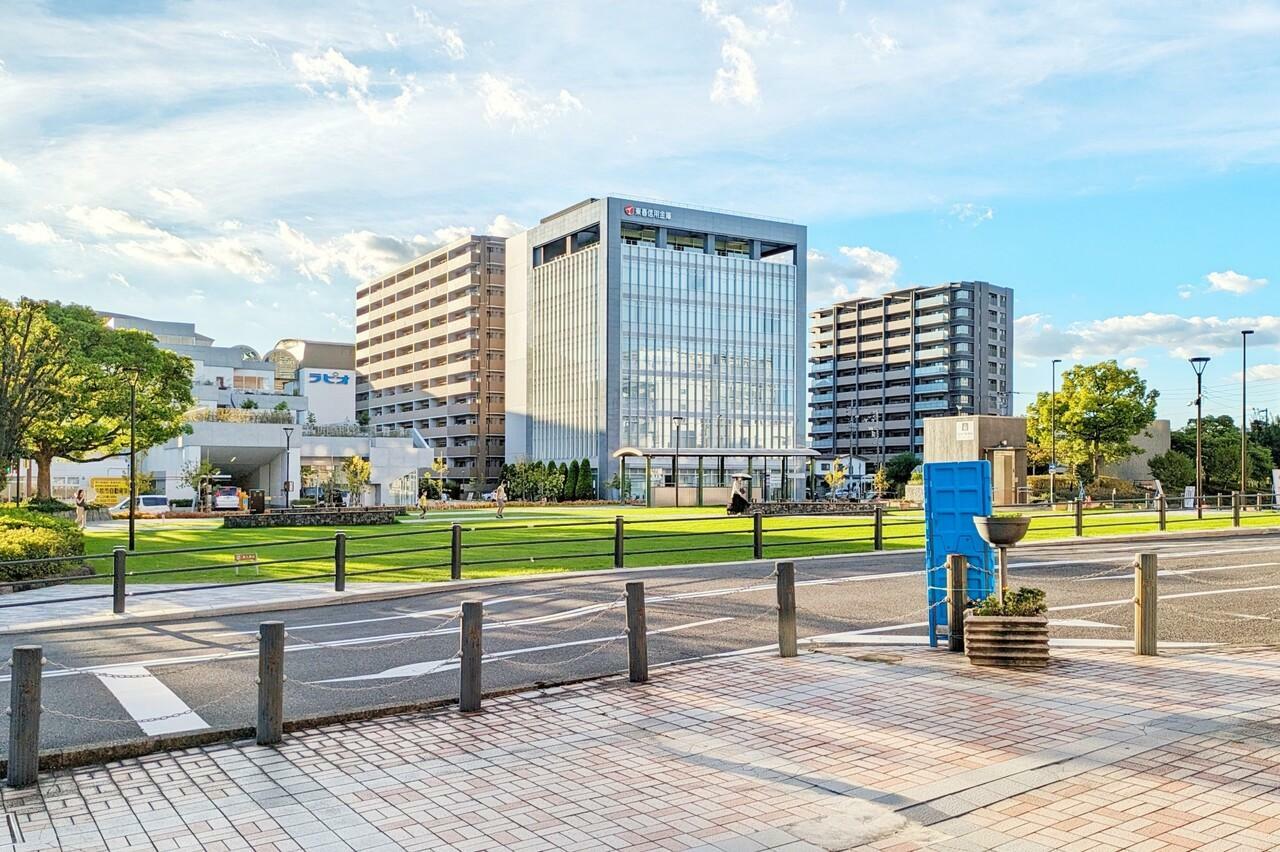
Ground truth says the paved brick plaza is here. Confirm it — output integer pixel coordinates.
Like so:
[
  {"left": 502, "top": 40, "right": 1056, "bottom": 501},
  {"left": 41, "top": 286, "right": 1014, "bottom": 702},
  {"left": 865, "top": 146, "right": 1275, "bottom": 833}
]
[{"left": 3, "top": 644, "right": 1279, "bottom": 851}]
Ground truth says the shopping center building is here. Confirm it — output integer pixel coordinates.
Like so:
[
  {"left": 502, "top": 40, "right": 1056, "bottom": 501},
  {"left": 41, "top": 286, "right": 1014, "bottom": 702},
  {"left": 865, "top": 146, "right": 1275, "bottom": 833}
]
[{"left": 505, "top": 197, "right": 809, "bottom": 502}]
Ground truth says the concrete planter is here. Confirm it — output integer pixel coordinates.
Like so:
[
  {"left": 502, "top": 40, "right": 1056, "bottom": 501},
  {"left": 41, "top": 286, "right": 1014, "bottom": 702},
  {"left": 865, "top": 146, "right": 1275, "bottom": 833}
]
[
  {"left": 973, "top": 515, "right": 1030, "bottom": 548},
  {"left": 963, "top": 614, "right": 1049, "bottom": 668}
]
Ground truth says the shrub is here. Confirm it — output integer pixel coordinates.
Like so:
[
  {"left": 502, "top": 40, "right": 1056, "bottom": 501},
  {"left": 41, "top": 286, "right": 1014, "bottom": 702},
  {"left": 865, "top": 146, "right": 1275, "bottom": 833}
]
[
  {"left": 1025, "top": 474, "right": 1144, "bottom": 500},
  {"left": 291, "top": 498, "right": 316, "bottom": 507},
  {"left": 0, "top": 509, "right": 86, "bottom": 583},
  {"left": 972, "top": 587, "right": 1046, "bottom": 617},
  {"left": 22, "top": 497, "right": 74, "bottom": 514}
]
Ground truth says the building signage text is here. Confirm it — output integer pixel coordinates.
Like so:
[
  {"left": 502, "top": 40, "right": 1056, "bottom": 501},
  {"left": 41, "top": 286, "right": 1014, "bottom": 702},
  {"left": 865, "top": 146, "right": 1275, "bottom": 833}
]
[
  {"left": 623, "top": 204, "right": 672, "bottom": 220},
  {"left": 308, "top": 372, "right": 350, "bottom": 385}
]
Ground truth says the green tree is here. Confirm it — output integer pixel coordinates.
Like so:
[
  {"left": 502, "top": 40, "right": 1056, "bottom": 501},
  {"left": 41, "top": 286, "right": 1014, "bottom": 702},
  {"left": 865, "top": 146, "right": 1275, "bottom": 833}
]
[
  {"left": 1147, "top": 450, "right": 1195, "bottom": 491},
  {"left": 273, "top": 401, "right": 289, "bottom": 412},
  {"left": 823, "top": 460, "right": 846, "bottom": 494},
  {"left": 558, "top": 462, "right": 570, "bottom": 501},
  {"left": 0, "top": 299, "right": 81, "bottom": 488},
  {"left": 239, "top": 398, "right": 258, "bottom": 410},
  {"left": 577, "top": 458, "right": 594, "bottom": 499},
  {"left": 22, "top": 303, "right": 194, "bottom": 498},
  {"left": 1025, "top": 361, "right": 1158, "bottom": 475},
  {"left": 1170, "top": 415, "right": 1272, "bottom": 492},
  {"left": 566, "top": 460, "right": 579, "bottom": 501},
  {"left": 343, "top": 455, "right": 372, "bottom": 506},
  {"left": 872, "top": 466, "right": 889, "bottom": 496},
  {"left": 883, "top": 452, "right": 920, "bottom": 487},
  {"left": 179, "top": 459, "right": 221, "bottom": 494},
  {"left": 1253, "top": 416, "right": 1280, "bottom": 467}
]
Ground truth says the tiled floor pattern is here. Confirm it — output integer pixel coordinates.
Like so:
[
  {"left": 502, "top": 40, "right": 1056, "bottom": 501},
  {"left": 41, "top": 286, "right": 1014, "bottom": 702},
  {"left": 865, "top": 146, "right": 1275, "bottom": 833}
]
[{"left": 2, "top": 645, "right": 1278, "bottom": 850}]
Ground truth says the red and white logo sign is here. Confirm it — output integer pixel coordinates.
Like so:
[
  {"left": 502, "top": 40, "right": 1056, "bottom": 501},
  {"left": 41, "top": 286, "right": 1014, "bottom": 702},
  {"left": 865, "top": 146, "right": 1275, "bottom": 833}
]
[
  {"left": 624, "top": 205, "right": 635, "bottom": 215},
  {"left": 622, "top": 203, "right": 672, "bottom": 221}
]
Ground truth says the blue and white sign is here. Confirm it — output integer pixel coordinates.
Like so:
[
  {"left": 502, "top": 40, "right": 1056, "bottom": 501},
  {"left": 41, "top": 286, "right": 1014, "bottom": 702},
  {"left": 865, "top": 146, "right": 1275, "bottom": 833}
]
[
  {"left": 300, "top": 368, "right": 356, "bottom": 425},
  {"left": 307, "top": 371, "right": 350, "bottom": 385}
]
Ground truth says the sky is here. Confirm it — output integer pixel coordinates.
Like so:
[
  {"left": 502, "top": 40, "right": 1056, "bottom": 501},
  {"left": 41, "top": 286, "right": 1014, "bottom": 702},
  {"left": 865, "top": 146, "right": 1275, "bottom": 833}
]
[{"left": 1, "top": 0, "right": 1279, "bottom": 426}]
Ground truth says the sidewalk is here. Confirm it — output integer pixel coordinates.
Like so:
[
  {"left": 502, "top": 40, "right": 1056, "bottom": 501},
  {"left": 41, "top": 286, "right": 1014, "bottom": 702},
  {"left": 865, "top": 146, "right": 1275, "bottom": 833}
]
[{"left": 3, "top": 644, "right": 1278, "bottom": 850}]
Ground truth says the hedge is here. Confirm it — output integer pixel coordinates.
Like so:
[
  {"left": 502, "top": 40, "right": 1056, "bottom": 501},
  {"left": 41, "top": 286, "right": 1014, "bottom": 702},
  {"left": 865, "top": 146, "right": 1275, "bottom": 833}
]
[
  {"left": 1025, "top": 474, "right": 1146, "bottom": 500},
  {"left": 0, "top": 509, "right": 86, "bottom": 583}
]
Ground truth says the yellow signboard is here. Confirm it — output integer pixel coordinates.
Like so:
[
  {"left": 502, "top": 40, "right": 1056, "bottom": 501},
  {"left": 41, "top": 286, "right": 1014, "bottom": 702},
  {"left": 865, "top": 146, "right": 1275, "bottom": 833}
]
[{"left": 89, "top": 477, "right": 129, "bottom": 504}]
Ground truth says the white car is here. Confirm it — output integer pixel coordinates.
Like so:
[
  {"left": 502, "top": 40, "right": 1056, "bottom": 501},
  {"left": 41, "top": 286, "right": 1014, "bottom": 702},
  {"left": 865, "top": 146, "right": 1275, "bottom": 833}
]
[{"left": 111, "top": 495, "right": 170, "bottom": 515}]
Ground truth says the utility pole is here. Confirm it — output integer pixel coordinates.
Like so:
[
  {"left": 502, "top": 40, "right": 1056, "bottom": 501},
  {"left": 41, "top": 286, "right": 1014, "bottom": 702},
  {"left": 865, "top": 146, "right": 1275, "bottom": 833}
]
[
  {"left": 671, "top": 415, "right": 684, "bottom": 508},
  {"left": 1241, "top": 330, "right": 1254, "bottom": 496},
  {"left": 1050, "top": 358, "right": 1061, "bottom": 507},
  {"left": 1190, "top": 357, "right": 1209, "bottom": 519},
  {"left": 128, "top": 377, "right": 137, "bottom": 551}
]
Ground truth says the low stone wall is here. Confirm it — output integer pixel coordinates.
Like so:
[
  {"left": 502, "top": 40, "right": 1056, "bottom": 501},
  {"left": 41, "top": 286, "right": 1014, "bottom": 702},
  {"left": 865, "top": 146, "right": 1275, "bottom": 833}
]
[
  {"left": 741, "top": 502, "right": 878, "bottom": 516},
  {"left": 223, "top": 508, "right": 399, "bottom": 528}
]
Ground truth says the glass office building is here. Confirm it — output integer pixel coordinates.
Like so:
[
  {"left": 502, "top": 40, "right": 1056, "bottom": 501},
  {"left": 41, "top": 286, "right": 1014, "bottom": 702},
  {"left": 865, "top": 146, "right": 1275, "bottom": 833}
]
[{"left": 506, "top": 197, "right": 808, "bottom": 498}]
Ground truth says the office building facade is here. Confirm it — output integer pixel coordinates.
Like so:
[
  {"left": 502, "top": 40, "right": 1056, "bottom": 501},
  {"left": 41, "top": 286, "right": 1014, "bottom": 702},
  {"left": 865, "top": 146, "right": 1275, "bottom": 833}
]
[
  {"left": 808, "top": 282, "right": 1014, "bottom": 466},
  {"left": 355, "top": 235, "right": 506, "bottom": 491},
  {"left": 505, "top": 197, "right": 807, "bottom": 497}
]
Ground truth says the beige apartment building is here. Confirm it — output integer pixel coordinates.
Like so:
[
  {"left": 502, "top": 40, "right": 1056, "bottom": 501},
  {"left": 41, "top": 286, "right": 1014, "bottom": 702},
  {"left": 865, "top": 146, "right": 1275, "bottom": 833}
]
[{"left": 355, "top": 235, "right": 506, "bottom": 492}]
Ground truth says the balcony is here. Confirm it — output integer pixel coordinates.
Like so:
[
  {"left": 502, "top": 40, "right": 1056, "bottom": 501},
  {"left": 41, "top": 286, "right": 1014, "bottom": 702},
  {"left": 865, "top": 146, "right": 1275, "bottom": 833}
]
[
  {"left": 913, "top": 381, "right": 949, "bottom": 395},
  {"left": 914, "top": 311, "right": 949, "bottom": 327},
  {"left": 916, "top": 294, "right": 948, "bottom": 310},
  {"left": 916, "top": 399, "right": 949, "bottom": 412},
  {"left": 915, "top": 363, "right": 949, "bottom": 377},
  {"left": 915, "top": 328, "right": 948, "bottom": 344}
]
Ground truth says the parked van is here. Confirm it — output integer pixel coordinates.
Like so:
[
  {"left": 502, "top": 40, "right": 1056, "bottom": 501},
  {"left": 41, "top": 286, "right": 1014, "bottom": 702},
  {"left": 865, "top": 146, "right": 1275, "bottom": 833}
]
[{"left": 110, "top": 495, "right": 170, "bottom": 515}]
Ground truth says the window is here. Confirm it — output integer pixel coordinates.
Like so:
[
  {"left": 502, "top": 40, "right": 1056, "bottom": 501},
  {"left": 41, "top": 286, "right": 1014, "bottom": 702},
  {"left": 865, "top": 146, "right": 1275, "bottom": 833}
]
[
  {"left": 666, "top": 229, "right": 707, "bottom": 252},
  {"left": 571, "top": 225, "right": 599, "bottom": 252},
  {"left": 620, "top": 222, "right": 657, "bottom": 245},
  {"left": 715, "top": 235, "right": 750, "bottom": 257}
]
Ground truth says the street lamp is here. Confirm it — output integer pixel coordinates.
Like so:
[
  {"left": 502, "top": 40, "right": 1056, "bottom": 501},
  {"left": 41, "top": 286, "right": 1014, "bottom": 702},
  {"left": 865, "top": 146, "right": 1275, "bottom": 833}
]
[
  {"left": 125, "top": 368, "right": 141, "bottom": 551},
  {"left": 1190, "top": 357, "right": 1210, "bottom": 519},
  {"left": 671, "top": 415, "right": 684, "bottom": 508},
  {"left": 282, "top": 426, "right": 295, "bottom": 509},
  {"left": 1050, "top": 358, "right": 1062, "bottom": 507},
  {"left": 1241, "top": 330, "right": 1255, "bottom": 497}
]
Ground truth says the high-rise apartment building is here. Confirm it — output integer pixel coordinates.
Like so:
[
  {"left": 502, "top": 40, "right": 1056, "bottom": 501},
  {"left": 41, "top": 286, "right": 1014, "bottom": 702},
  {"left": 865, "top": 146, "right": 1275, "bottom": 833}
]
[
  {"left": 355, "top": 235, "right": 506, "bottom": 490},
  {"left": 505, "top": 196, "right": 807, "bottom": 498},
  {"left": 808, "top": 282, "right": 1013, "bottom": 466}
]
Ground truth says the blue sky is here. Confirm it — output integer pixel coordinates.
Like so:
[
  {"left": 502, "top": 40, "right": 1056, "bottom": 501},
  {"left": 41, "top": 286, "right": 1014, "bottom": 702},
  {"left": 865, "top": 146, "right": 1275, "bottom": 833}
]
[{"left": 1, "top": 0, "right": 1278, "bottom": 425}]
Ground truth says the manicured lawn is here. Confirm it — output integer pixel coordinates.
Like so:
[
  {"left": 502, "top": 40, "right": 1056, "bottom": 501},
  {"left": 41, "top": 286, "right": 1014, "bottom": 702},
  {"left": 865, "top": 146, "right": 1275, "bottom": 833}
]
[{"left": 76, "top": 503, "right": 1280, "bottom": 587}]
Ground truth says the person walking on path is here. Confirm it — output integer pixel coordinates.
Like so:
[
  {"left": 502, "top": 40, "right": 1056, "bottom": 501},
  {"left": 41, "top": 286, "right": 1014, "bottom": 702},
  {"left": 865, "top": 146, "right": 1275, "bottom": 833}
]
[
  {"left": 74, "top": 489, "right": 88, "bottom": 529},
  {"left": 493, "top": 482, "right": 507, "bottom": 519},
  {"left": 417, "top": 491, "right": 430, "bottom": 518}
]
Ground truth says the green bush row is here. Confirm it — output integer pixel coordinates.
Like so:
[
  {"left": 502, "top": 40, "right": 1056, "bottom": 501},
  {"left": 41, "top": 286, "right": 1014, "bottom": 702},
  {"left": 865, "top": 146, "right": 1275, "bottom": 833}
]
[
  {"left": 1024, "top": 474, "right": 1146, "bottom": 500},
  {"left": 0, "top": 509, "right": 86, "bottom": 583}
]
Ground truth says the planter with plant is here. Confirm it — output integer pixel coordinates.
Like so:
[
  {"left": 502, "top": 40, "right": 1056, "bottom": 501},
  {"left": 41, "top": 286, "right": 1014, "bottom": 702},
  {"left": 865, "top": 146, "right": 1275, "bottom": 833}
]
[{"left": 963, "top": 587, "right": 1049, "bottom": 668}]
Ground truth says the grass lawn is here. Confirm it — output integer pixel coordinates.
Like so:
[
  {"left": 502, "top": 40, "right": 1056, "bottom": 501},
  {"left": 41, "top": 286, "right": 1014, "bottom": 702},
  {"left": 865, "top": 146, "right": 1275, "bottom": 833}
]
[{"left": 74, "top": 504, "right": 1280, "bottom": 587}]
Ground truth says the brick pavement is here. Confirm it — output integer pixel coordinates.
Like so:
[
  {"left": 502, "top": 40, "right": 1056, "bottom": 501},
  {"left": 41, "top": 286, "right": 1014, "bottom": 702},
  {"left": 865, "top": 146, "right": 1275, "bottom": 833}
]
[{"left": 3, "top": 644, "right": 1279, "bottom": 850}]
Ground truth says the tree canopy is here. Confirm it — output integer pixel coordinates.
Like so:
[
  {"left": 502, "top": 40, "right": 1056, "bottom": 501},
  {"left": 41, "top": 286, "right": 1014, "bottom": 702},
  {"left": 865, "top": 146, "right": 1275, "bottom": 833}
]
[
  {"left": 0, "top": 298, "right": 78, "bottom": 487},
  {"left": 1170, "top": 415, "right": 1273, "bottom": 493},
  {"left": 1025, "top": 360, "right": 1158, "bottom": 474}
]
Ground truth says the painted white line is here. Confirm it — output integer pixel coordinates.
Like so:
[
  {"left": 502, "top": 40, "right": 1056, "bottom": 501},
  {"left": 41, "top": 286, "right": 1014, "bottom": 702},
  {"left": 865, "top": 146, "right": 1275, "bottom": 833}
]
[
  {"left": 94, "top": 666, "right": 211, "bottom": 736},
  {"left": 1051, "top": 619, "right": 1124, "bottom": 629},
  {"left": 320, "top": 617, "right": 734, "bottom": 682},
  {"left": 1076, "top": 561, "right": 1280, "bottom": 582},
  {"left": 1012, "top": 545, "right": 1275, "bottom": 570},
  {"left": 803, "top": 633, "right": 1214, "bottom": 649}
]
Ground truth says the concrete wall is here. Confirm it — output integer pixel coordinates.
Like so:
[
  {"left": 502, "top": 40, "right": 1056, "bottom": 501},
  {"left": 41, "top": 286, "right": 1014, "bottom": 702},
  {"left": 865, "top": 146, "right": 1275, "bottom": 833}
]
[
  {"left": 923, "top": 415, "right": 1027, "bottom": 463},
  {"left": 1102, "top": 419, "right": 1171, "bottom": 482}
]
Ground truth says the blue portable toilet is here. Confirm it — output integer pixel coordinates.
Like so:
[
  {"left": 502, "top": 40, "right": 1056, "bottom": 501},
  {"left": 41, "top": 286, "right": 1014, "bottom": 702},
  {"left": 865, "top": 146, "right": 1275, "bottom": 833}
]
[{"left": 923, "top": 460, "right": 997, "bottom": 646}]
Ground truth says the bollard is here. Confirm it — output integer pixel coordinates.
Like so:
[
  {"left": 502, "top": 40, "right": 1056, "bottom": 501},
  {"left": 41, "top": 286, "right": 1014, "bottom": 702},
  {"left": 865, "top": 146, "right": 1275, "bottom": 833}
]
[
  {"left": 460, "top": 601, "right": 483, "bottom": 712},
  {"left": 873, "top": 506, "right": 884, "bottom": 551},
  {"left": 625, "top": 581, "right": 648, "bottom": 682},
  {"left": 1216, "top": 493, "right": 1223, "bottom": 509},
  {"left": 614, "top": 516, "right": 625, "bottom": 569},
  {"left": 946, "top": 554, "right": 967, "bottom": 653},
  {"left": 775, "top": 561, "right": 797, "bottom": 658},
  {"left": 1134, "top": 553, "right": 1157, "bottom": 656},
  {"left": 752, "top": 512, "right": 763, "bottom": 560},
  {"left": 450, "top": 523, "right": 463, "bottom": 580},
  {"left": 112, "top": 546, "right": 127, "bottom": 615},
  {"left": 1257, "top": 492, "right": 1264, "bottom": 511},
  {"left": 256, "top": 621, "right": 284, "bottom": 745},
  {"left": 1158, "top": 498, "right": 1167, "bottom": 532},
  {"left": 334, "top": 531, "right": 347, "bottom": 592},
  {"left": 1232, "top": 493, "right": 1241, "bottom": 528},
  {"left": 1074, "top": 499, "right": 1084, "bottom": 537},
  {"left": 6, "top": 646, "right": 42, "bottom": 787}
]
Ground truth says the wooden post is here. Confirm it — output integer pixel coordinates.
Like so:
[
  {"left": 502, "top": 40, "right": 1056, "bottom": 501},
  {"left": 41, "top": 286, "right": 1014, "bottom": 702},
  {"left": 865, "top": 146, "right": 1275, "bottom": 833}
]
[
  {"left": 1134, "top": 553, "right": 1158, "bottom": 656},
  {"left": 112, "top": 546, "right": 127, "bottom": 615},
  {"left": 873, "top": 506, "right": 884, "bottom": 550},
  {"left": 625, "top": 581, "right": 647, "bottom": 683},
  {"left": 1074, "top": 499, "right": 1084, "bottom": 536},
  {"left": 1232, "top": 492, "right": 1241, "bottom": 528},
  {"left": 460, "top": 601, "right": 483, "bottom": 712},
  {"left": 256, "top": 621, "right": 284, "bottom": 745},
  {"left": 450, "top": 523, "right": 463, "bottom": 580},
  {"left": 776, "top": 561, "right": 797, "bottom": 658},
  {"left": 334, "top": 531, "right": 347, "bottom": 592},
  {"left": 947, "top": 554, "right": 967, "bottom": 653},
  {"left": 613, "top": 515, "right": 625, "bottom": 569},
  {"left": 752, "top": 512, "right": 763, "bottom": 559},
  {"left": 996, "top": 546, "right": 1009, "bottom": 597},
  {"left": 6, "top": 646, "right": 42, "bottom": 787},
  {"left": 1158, "top": 498, "right": 1167, "bottom": 532}
]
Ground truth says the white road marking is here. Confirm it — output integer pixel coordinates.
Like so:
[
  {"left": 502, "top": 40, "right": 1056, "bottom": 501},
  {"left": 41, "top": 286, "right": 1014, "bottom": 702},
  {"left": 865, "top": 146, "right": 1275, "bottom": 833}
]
[
  {"left": 803, "top": 633, "right": 1215, "bottom": 649},
  {"left": 1075, "top": 561, "right": 1280, "bottom": 582},
  {"left": 94, "top": 666, "right": 211, "bottom": 736},
  {"left": 320, "top": 617, "right": 734, "bottom": 682},
  {"left": 1050, "top": 618, "right": 1124, "bottom": 629},
  {"left": 1012, "top": 545, "right": 1274, "bottom": 569}
]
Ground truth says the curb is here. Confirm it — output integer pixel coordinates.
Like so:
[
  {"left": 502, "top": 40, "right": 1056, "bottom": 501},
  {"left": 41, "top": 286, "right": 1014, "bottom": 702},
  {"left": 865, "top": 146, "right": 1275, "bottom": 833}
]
[{"left": 4, "top": 522, "right": 1277, "bottom": 636}]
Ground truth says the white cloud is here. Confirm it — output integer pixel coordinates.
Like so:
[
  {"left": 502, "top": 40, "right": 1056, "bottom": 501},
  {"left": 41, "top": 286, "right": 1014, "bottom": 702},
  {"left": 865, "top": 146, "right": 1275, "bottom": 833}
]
[
  {"left": 477, "top": 74, "right": 583, "bottom": 130},
  {"left": 1246, "top": 364, "right": 1280, "bottom": 381},
  {"left": 385, "top": 32, "right": 400, "bottom": 49},
  {"left": 1177, "top": 284, "right": 1193, "bottom": 300},
  {"left": 1016, "top": 311, "right": 1280, "bottom": 362},
  {"left": 0, "top": 156, "right": 18, "bottom": 180},
  {"left": 950, "top": 202, "right": 994, "bottom": 225},
  {"left": 3, "top": 221, "right": 64, "bottom": 245},
  {"left": 323, "top": 311, "right": 354, "bottom": 331},
  {"left": 856, "top": 19, "right": 900, "bottom": 57},
  {"left": 149, "top": 187, "right": 204, "bottom": 212},
  {"left": 67, "top": 205, "right": 165, "bottom": 238},
  {"left": 219, "top": 219, "right": 242, "bottom": 231},
  {"left": 292, "top": 48, "right": 370, "bottom": 95},
  {"left": 108, "top": 272, "right": 131, "bottom": 288},
  {"left": 485, "top": 214, "right": 524, "bottom": 237},
  {"left": 425, "top": 226, "right": 472, "bottom": 246},
  {"left": 808, "top": 245, "right": 900, "bottom": 303},
  {"left": 277, "top": 221, "right": 421, "bottom": 283},
  {"left": 413, "top": 7, "right": 466, "bottom": 60},
  {"left": 1206, "top": 269, "right": 1267, "bottom": 295},
  {"left": 702, "top": 1, "right": 765, "bottom": 106},
  {"left": 291, "top": 48, "right": 418, "bottom": 125},
  {"left": 1123, "top": 356, "right": 1148, "bottom": 369}
]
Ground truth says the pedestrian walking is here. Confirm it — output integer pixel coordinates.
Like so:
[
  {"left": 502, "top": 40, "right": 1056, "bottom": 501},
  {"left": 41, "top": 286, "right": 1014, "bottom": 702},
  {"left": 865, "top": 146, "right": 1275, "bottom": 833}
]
[
  {"left": 74, "top": 488, "right": 88, "bottom": 529},
  {"left": 493, "top": 482, "right": 507, "bottom": 519},
  {"left": 417, "top": 492, "right": 430, "bottom": 518}
]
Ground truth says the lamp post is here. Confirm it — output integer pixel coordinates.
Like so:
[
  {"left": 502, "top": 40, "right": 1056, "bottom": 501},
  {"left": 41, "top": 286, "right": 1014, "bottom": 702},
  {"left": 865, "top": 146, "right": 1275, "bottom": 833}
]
[
  {"left": 1190, "top": 357, "right": 1210, "bottom": 519},
  {"left": 1050, "top": 358, "right": 1061, "bottom": 507},
  {"left": 1241, "top": 330, "right": 1254, "bottom": 497},
  {"left": 671, "top": 415, "right": 684, "bottom": 508},
  {"left": 127, "top": 375, "right": 138, "bottom": 551},
  {"left": 282, "top": 426, "right": 295, "bottom": 509}
]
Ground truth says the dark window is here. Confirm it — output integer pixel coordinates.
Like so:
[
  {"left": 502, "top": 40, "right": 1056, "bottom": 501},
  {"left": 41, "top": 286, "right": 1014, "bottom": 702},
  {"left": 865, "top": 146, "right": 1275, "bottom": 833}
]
[
  {"left": 667, "top": 229, "right": 707, "bottom": 252},
  {"left": 620, "top": 222, "right": 657, "bottom": 245}
]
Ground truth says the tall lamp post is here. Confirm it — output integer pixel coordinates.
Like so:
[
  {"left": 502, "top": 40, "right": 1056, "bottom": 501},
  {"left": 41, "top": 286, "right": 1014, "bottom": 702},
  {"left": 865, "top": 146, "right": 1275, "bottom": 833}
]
[
  {"left": 1241, "top": 329, "right": 1255, "bottom": 497},
  {"left": 282, "top": 426, "right": 295, "bottom": 509},
  {"left": 1190, "top": 357, "right": 1210, "bottom": 519},
  {"left": 127, "top": 374, "right": 138, "bottom": 551},
  {"left": 671, "top": 416, "right": 684, "bottom": 508},
  {"left": 1050, "top": 358, "right": 1062, "bottom": 507}
]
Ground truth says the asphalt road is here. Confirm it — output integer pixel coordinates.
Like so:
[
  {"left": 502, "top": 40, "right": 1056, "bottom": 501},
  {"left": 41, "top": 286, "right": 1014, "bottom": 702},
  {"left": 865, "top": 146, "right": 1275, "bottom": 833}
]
[{"left": 3, "top": 529, "right": 1279, "bottom": 756}]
